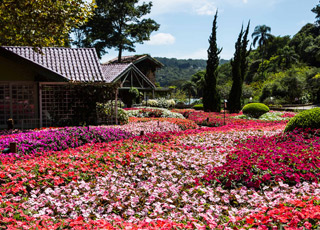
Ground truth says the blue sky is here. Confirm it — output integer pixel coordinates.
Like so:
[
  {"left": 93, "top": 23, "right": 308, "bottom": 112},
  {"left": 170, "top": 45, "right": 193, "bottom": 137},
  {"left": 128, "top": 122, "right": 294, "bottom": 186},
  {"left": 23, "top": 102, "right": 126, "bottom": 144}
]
[{"left": 101, "top": 0, "right": 318, "bottom": 63}]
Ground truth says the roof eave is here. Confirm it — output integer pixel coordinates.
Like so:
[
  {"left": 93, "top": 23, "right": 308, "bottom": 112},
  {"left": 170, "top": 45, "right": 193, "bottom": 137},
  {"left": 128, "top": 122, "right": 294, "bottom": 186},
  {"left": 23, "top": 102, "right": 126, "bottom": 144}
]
[{"left": 0, "top": 46, "right": 68, "bottom": 82}]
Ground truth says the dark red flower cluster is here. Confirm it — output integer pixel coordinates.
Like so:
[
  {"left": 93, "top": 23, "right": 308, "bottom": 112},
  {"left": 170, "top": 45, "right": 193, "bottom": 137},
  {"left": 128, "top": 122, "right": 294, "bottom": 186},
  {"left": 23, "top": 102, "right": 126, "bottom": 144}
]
[{"left": 203, "top": 129, "right": 320, "bottom": 189}]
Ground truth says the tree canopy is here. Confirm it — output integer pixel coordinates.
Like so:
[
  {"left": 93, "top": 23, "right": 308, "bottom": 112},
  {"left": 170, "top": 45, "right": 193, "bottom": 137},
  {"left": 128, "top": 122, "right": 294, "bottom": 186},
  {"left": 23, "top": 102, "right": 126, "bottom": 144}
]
[
  {"left": 0, "top": 0, "right": 94, "bottom": 48},
  {"left": 73, "top": 0, "right": 160, "bottom": 61}
]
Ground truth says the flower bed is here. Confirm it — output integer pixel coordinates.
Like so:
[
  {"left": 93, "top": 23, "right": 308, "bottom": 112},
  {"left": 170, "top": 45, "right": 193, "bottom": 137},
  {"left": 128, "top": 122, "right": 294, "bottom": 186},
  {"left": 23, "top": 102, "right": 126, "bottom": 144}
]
[
  {"left": 128, "top": 117, "right": 199, "bottom": 130},
  {"left": 114, "top": 120, "right": 182, "bottom": 135},
  {"left": 203, "top": 129, "right": 320, "bottom": 189},
  {"left": 231, "top": 196, "right": 320, "bottom": 229},
  {"left": 1, "top": 114, "right": 319, "bottom": 229},
  {"left": 0, "top": 126, "right": 132, "bottom": 158},
  {"left": 125, "top": 107, "right": 184, "bottom": 119}
]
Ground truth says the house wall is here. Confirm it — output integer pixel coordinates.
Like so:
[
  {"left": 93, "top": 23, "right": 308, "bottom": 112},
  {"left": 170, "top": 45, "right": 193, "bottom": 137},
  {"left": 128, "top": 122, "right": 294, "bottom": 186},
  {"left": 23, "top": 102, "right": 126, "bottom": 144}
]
[
  {"left": 135, "top": 61, "right": 157, "bottom": 84},
  {"left": 0, "top": 56, "right": 40, "bottom": 129},
  {"left": 0, "top": 56, "right": 36, "bottom": 81}
]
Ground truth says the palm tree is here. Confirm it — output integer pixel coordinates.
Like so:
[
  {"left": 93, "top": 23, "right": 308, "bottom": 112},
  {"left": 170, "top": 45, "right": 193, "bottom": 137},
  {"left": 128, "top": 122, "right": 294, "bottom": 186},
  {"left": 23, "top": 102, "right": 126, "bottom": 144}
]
[
  {"left": 280, "top": 46, "right": 299, "bottom": 68},
  {"left": 252, "top": 25, "right": 272, "bottom": 48},
  {"left": 182, "top": 81, "right": 197, "bottom": 105}
]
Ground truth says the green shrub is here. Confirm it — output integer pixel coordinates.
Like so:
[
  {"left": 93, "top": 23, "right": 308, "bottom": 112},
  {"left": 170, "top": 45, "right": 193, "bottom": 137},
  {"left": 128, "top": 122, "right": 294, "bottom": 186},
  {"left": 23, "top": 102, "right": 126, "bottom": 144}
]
[
  {"left": 193, "top": 104, "right": 204, "bottom": 110},
  {"left": 96, "top": 102, "right": 129, "bottom": 124},
  {"left": 117, "top": 108, "right": 129, "bottom": 124},
  {"left": 242, "top": 103, "right": 270, "bottom": 118},
  {"left": 284, "top": 108, "right": 320, "bottom": 132}
]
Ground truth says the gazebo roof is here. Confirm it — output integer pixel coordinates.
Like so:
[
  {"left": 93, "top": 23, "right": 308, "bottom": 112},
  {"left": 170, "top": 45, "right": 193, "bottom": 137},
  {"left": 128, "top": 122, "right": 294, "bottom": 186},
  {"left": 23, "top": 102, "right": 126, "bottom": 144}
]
[{"left": 101, "top": 63, "right": 156, "bottom": 89}]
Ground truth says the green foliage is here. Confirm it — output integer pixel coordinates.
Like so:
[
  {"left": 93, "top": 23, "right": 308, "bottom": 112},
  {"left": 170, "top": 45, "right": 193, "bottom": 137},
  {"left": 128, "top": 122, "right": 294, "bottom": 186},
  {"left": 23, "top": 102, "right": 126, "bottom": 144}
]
[
  {"left": 182, "top": 81, "right": 197, "bottom": 105},
  {"left": 290, "top": 23, "right": 320, "bottom": 67},
  {"left": 229, "top": 22, "right": 250, "bottom": 113},
  {"left": 73, "top": 0, "right": 159, "bottom": 60},
  {"left": 129, "top": 87, "right": 140, "bottom": 99},
  {"left": 120, "top": 88, "right": 140, "bottom": 108},
  {"left": 191, "top": 70, "right": 206, "bottom": 98},
  {"left": 285, "top": 108, "right": 320, "bottom": 132},
  {"left": 259, "top": 67, "right": 308, "bottom": 104},
  {"left": 0, "top": 0, "right": 94, "bottom": 47},
  {"left": 170, "top": 89, "right": 187, "bottom": 103},
  {"left": 96, "top": 102, "right": 129, "bottom": 125},
  {"left": 306, "top": 68, "right": 320, "bottom": 103},
  {"left": 242, "top": 103, "right": 270, "bottom": 118},
  {"left": 203, "top": 11, "right": 221, "bottom": 112},
  {"left": 155, "top": 58, "right": 207, "bottom": 87},
  {"left": 193, "top": 104, "right": 204, "bottom": 110}
]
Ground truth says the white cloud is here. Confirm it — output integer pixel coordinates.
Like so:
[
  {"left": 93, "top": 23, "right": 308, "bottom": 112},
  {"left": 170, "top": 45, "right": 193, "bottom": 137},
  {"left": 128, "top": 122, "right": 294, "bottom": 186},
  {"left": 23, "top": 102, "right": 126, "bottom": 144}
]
[
  {"left": 243, "top": 0, "right": 248, "bottom": 3},
  {"left": 196, "top": 3, "right": 217, "bottom": 16},
  {"left": 146, "top": 33, "right": 176, "bottom": 45},
  {"left": 145, "top": 0, "right": 217, "bottom": 16}
]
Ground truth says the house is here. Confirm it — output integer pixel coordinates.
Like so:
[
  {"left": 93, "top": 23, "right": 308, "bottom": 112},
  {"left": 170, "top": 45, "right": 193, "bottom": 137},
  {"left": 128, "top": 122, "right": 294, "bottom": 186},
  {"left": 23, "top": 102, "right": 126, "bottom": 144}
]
[
  {"left": 0, "top": 46, "right": 158, "bottom": 129},
  {"left": 104, "top": 54, "right": 163, "bottom": 84}
]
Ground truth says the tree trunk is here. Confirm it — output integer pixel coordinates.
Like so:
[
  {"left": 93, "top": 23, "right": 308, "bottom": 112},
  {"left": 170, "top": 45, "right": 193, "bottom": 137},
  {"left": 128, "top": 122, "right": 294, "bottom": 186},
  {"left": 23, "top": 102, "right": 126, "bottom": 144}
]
[{"left": 118, "top": 45, "right": 123, "bottom": 63}]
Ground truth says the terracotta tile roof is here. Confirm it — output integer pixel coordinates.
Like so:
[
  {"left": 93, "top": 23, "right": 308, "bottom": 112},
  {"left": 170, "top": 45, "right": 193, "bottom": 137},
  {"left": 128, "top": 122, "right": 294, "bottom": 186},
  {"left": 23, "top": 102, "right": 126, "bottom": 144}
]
[
  {"left": 3, "top": 46, "right": 104, "bottom": 82},
  {"left": 104, "top": 54, "right": 163, "bottom": 67},
  {"left": 101, "top": 63, "right": 131, "bottom": 83}
]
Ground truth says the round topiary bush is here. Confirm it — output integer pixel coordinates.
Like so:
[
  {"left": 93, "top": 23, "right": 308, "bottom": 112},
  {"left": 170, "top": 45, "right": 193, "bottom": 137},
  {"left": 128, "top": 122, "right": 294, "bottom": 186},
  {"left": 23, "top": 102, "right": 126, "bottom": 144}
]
[
  {"left": 284, "top": 108, "right": 320, "bottom": 132},
  {"left": 242, "top": 103, "right": 270, "bottom": 118},
  {"left": 193, "top": 104, "right": 203, "bottom": 110}
]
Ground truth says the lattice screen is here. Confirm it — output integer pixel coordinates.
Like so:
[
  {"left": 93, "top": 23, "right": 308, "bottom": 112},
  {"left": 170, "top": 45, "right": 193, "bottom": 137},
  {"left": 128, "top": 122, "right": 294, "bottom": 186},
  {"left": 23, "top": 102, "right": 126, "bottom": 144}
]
[
  {"left": 0, "top": 83, "right": 38, "bottom": 129},
  {"left": 41, "top": 84, "right": 74, "bottom": 127},
  {"left": 0, "top": 84, "right": 10, "bottom": 127}
]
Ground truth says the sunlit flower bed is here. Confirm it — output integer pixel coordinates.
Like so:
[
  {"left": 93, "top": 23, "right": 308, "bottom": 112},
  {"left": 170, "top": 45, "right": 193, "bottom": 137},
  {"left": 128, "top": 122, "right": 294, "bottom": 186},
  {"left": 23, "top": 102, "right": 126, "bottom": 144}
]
[
  {"left": 1, "top": 114, "right": 320, "bottom": 229},
  {"left": 128, "top": 117, "right": 199, "bottom": 130},
  {"left": 125, "top": 107, "right": 184, "bottom": 119},
  {"left": 113, "top": 120, "right": 182, "bottom": 135}
]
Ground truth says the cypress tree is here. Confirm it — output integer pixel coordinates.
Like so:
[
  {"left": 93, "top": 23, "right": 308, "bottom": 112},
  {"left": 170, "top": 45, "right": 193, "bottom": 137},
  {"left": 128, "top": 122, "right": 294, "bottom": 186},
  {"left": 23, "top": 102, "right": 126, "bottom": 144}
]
[
  {"left": 228, "top": 22, "right": 250, "bottom": 113},
  {"left": 203, "top": 11, "right": 222, "bottom": 112}
]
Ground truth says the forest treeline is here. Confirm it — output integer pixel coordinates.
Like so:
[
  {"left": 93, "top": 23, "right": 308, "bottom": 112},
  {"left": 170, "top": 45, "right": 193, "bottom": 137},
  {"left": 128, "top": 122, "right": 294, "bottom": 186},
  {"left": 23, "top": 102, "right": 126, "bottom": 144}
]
[
  {"left": 159, "top": 20, "right": 320, "bottom": 105},
  {"left": 155, "top": 57, "right": 228, "bottom": 87}
]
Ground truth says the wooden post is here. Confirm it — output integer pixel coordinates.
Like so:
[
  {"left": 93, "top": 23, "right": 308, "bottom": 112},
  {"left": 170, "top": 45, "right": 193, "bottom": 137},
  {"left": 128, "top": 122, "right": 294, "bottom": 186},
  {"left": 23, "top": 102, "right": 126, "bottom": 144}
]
[
  {"left": 115, "top": 88, "right": 118, "bottom": 125},
  {"left": 10, "top": 143, "right": 17, "bottom": 153}
]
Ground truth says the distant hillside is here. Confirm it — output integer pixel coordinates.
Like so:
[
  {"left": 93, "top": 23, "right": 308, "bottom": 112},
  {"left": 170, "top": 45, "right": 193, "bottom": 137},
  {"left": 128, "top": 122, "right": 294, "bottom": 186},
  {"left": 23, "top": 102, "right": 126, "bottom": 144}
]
[{"left": 155, "top": 57, "right": 229, "bottom": 87}]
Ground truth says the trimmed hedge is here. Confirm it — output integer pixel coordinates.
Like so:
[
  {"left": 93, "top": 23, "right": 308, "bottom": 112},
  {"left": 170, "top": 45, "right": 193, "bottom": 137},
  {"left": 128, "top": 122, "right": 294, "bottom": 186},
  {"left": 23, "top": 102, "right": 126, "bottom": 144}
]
[
  {"left": 242, "top": 103, "right": 270, "bottom": 118},
  {"left": 285, "top": 108, "right": 320, "bottom": 132},
  {"left": 193, "top": 104, "right": 204, "bottom": 110}
]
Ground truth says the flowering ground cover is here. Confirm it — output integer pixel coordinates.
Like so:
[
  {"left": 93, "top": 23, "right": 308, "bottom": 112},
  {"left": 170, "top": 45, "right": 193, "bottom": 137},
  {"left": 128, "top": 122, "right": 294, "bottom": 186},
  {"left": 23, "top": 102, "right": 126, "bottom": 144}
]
[
  {"left": 125, "top": 107, "right": 184, "bottom": 119},
  {"left": 1, "top": 112, "right": 320, "bottom": 229},
  {"left": 0, "top": 126, "right": 132, "bottom": 159},
  {"left": 203, "top": 129, "right": 320, "bottom": 189},
  {"left": 128, "top": 117, "right": 199, "bottom": 130}
]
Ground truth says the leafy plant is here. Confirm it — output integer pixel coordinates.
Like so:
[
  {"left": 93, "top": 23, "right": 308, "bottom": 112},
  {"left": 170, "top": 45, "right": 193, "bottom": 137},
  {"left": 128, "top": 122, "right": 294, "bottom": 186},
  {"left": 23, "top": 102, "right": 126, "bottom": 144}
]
[
  {"left": 193, "top": 104, "right": 204, "bottom": 111},
  {"left": 285, "top": 108, "right": 320, "bottom": 132},
  {"left": 242, "top": 103, "right": 270, "bottom": 118}
]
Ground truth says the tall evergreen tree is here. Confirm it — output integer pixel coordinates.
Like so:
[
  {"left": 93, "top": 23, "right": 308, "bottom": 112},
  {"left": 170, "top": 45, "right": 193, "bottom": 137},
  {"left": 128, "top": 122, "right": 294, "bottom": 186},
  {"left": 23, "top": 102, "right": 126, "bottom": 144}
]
[
  {"left": 203, "top": 11, "right": 222, "bottom": 112},
  {"left": 312, "top": 1, "right": 320, "bottom": 26},
  {"left": 228, "top": 22, "right": 251, "bottom": 113},
  {"left": 73, "top": 0, "right": 160, "bottom": 61}
]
